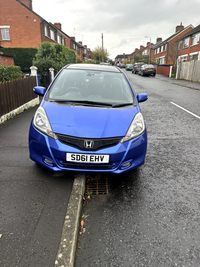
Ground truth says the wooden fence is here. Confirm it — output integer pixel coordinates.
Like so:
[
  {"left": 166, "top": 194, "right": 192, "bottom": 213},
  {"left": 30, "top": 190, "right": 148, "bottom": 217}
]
[
  {"left": 0, "top": 76, "right": 37, "bottom": 118},
  {"left": 177, "top": 60, "right": 200, "bottom": 82}
]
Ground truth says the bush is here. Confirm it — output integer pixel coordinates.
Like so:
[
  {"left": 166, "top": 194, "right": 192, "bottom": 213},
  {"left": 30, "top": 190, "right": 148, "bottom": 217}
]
[
  {"left": 0, "top": 65, "right": 22, "bottom": 82},
  {"left": 33, "top": 42, "right": 76, "bottom": 75},
  {"left": 1, "top": 47, "right": 38, "bottom": 73}
]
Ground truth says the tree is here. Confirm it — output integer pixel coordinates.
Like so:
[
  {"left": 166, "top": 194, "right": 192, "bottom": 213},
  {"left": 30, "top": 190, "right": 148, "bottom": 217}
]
[
  {"left": 133, "top": 54, "right": 149, "bottom": 64},
  {"left": 33, "top": 42, "right": 76, "bottom": 75},
  {"left": 91, "top": 46, "right": 109, "bottom": 62},
  {"left": 168, "top": 40, "right": 183, "bottom": 67}
]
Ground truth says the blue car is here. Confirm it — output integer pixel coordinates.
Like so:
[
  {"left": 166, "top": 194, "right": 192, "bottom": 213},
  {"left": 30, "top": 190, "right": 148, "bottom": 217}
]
[{"left": 29, "top": 64, "right": 148, "bottom": 174}]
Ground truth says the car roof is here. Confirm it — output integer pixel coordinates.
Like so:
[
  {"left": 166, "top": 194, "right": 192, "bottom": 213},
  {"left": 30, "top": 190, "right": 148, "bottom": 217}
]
[{"left": 65, "top": 64, "right": 121, "bottom": 73}]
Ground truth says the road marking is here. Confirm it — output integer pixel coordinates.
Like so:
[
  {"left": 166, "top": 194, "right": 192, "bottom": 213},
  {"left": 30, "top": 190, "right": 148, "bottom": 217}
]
[{"left": 170, "top": 102, "right": 200, "bottom": 119}]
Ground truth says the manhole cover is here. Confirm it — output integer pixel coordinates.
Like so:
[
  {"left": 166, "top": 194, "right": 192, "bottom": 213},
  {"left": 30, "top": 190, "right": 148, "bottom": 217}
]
[{"left": 86, "top": 175, "right": 110, "bottom": 195}]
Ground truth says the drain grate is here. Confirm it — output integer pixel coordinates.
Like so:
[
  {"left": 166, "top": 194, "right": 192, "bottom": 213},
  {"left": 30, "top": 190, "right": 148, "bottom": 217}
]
[{"left": 86, "top": 176, "right": 110, "bottom": 195}]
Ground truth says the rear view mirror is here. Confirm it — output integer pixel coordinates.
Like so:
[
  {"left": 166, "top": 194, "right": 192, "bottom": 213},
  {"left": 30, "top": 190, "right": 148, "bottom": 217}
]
[
  {"left": 137, "top": 93, "right": 148, "bottom": 103},
  {"left": 33, "top": 86, "right": 46, "bottom": 96}
]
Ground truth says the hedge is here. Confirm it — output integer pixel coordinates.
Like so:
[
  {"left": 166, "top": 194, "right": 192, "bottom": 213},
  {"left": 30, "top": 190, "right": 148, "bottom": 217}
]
[
  {"left": 0, "top": 47, "right": 38, "bottom": 73},
  {"left": 0, "top": 65, "right": 22, "bottom": 82}
]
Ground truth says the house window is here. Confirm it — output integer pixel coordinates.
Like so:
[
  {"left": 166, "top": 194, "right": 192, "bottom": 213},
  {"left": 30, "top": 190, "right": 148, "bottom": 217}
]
[
  {"left": 165, "top": 44, "right": 167, "bottom": 51},
  {"left": 62, "top": 38, "right": 65, "bottom": 45},
  {"left": 159, "top": 57, "right": 165, "bottom": 64},
  {"left": 0, "top": 26, "right": 10, "bottom": 40},
  {"left": 154, "top": 49, "right": 156, "bottom": 55},
  {"left": 161, "top": 46, "right": 163, "bottom": 52},
  {"left": 192, "top": 33, "right": 200, "bottom": 46},
  {"left": 143, "top": 49, "right": 147, "bottom": 55},
  {"left": 178, "top": 41, "right": 182, "bottom": 50},
  {"left": 50, "top": 29, "right": 55, "bottom": 41},
  {"left": 190, "top": 53, "right": 198, "bottom": 61},
  {"left": 183, "top": 37, "right": 189, "bottom": 48},
  {"left": 44, "top": 25, "right": 48, "bottom": 37},
  {"left": 181, "top": 56, "right": 187, "bottom": 62},
  {"left": 157, "top": 48, "right": 160, "bottom": 54},
  {"left": 57, "top": 35, "right": 61, "bottom": 44}
]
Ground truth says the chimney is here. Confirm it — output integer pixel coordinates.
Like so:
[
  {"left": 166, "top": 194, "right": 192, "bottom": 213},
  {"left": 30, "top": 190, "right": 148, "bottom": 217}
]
[
  {"left": 156, "top": 37, "right": 162, "bottom": 43},
  {"left": 176, "top": 22, "right": 184, "bottom": 33},
  {"left": 147, "top": 42, "right": 150, "bottom": 46},
  {"left": 54, "top": 23, "right": 61, "bottom": 30},
  {"left": 140, "top": 45, "right": 144, "bottom": 50},
  {"left": 71, "top": 36, "right": 75, "bottom": 40},
  {"left": 78, "top": 41, "right": 83, "bottom": 45},
  {"left": 20, "top": 0, "right": 32, "bottom": 10}
]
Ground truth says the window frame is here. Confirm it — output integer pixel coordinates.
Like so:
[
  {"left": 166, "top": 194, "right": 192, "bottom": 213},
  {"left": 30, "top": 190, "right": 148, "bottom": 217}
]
[
  {"left": 191, "top": 33, "right": 200, "bottom": 46},
  {"left": 183, "top": 37, "right": 190, "bottom": 48},
  {"left": 44, "top": 25, "right": 49, "bottom": 37},
  {"left": 0, "top": 26, "right": 10, "bottom": 41},
  {"left": 57, "top": 34, "right": 61, "bottom": 44},
  {"left": 50, "top": 29, "right": 55, "bottom": 41}
]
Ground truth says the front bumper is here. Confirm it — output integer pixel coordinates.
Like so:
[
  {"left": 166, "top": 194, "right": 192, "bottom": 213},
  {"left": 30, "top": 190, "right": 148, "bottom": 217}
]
[{"left": 29, "top": 123, "right": 147, "bottom": 174}]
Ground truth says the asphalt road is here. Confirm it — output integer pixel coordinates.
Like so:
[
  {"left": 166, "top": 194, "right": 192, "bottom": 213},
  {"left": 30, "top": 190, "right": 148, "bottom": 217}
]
[
  {"left": 0, "top": 107, "right": 74, "bottom": 267},
  {"left": 75, "top": 73, "right": 200, "bottom": 267}
]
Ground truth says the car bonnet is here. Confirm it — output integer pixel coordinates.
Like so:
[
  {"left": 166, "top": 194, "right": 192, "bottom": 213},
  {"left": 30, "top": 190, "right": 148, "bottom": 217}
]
[{"left": 42, "top": 101, "right": 140, "bottom": 138}]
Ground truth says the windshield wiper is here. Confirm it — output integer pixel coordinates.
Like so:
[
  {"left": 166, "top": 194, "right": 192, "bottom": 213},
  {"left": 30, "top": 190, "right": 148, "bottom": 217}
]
[
  {"left": 49, "top": 99, "right": 113, "bottom": 107},
  {"left": 111, "top": 103, "right": 133, "bottom": 108}
]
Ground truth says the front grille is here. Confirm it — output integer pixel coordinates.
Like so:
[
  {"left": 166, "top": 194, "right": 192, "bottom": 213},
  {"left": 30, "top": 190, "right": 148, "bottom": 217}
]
[
  {"left": 56, "top": 134, "right": 122, "bottom": 151},
  {"left": 56, "top": 160, "right": 119, "bottom": 170}
]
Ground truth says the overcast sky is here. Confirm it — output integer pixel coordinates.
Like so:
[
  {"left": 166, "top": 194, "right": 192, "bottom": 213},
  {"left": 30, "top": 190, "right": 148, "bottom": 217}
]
[{"left": 32, "top": 0, "right": 200, "bottom": 60}]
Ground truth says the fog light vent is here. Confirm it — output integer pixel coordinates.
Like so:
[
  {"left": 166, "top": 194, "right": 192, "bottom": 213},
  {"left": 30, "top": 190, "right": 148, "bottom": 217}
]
[
  {"left": 44, "top": 158, "right": 53, "bottom": 166},
  {"left": 121, "top": 161, "right": 131, "bottom": 169}
]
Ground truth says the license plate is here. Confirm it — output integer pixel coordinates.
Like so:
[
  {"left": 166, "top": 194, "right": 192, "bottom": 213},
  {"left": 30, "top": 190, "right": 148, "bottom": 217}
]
[
  {"left": 148, "top": 69, "right": 152, "bottom": 71},
  {"left": 66, "top": 153, "right": 109, "bottom": 163}
]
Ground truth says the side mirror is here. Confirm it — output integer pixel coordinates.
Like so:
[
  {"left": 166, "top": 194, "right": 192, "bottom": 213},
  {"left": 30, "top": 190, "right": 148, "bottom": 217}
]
[
  {"left": 137, "top": 93, "right": 148, "bottom": 103},
  {"left": 33, "top": 86, "right": 46, "bottom": 96}
]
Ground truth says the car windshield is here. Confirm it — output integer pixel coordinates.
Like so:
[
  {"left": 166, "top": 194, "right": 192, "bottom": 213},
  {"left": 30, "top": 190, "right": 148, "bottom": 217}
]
[
  {"left": 47, "top": 69, "right": 135, "bottom": 105},
  {"left": 145, "top": 65, "right": 155, "bottom": 68}
]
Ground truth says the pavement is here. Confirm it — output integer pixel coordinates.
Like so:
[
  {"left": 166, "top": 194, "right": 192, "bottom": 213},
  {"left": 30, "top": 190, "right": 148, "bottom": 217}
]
[{"left": 155, "top": 74, "right": 200, "bottom": 91}]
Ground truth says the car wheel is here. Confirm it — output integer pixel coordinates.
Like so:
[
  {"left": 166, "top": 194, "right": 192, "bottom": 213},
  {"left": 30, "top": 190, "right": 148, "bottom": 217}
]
[{"left": 152, "top": 74, "right": 156, "bottom": 77}]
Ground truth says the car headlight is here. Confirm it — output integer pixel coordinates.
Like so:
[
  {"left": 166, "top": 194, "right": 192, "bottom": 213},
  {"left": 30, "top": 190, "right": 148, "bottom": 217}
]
[
  {"left": 33, "top": 106, "right": 57, "bottom": 140},
  {"left": 121, "top": 112, "right": 145, "bottom": 143}
]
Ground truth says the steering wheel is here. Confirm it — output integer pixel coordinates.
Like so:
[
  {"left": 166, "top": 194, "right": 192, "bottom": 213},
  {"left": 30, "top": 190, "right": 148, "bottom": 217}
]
[{"left": 66, "top": 87, "right": 81, "bottom": 93}]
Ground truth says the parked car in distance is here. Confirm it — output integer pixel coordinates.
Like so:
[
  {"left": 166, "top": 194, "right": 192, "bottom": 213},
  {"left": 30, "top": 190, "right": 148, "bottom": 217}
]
[
  {"left": 125, "top": 64, "right": 133, "bottom": 71},
  {"left": 100, "top": 62, "right": 110, "bottom": 66},
  {"left": 132, "top": 62, "right": 144, "bottom": 74},
  {"left": 119, "top": 63, "right": 125, "bottom": 68},
  {"left": 138, "top": 64, "right": 156, "bottom": 77},
  {"left": 29, "top": 64, "right": 148, "bottom": 174}
]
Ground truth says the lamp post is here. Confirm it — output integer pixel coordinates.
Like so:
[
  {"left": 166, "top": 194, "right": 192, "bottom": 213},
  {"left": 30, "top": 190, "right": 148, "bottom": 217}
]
[{"left": 145, "top": 36, "right": 151, "bottom": 64}]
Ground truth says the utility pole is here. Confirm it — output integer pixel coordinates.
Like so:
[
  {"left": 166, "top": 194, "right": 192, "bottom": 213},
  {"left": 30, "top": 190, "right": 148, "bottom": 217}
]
[
  {"left": 145, "top": 36, "right": 151, "bottom": 64},
  {"left": 102, "top": 33, "right": 104, "bottom": 62}
]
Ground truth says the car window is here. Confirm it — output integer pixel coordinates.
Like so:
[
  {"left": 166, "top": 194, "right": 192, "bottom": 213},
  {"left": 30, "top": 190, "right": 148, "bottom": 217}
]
[
  {"left": 47, "top": 69, "right": 135, "bottom": 105},
  {"left": 145, "top": 64, "right": 155, "bottom": 68}
]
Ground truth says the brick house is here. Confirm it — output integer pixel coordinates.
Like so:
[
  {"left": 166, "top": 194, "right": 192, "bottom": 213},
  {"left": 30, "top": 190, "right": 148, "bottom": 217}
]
[
  {"left": 115, "top": 54, "right": 131, "bottom": 63},
  {"left": 0, "top": 0, "right": 89, "bottom": 61},
  {"left": 151, "top": 23, "right": 194, "bottom": 66},
  {"left": 130, "top": 46, "right": 146, "bottom": 62},
  {"left": 176, "top": 24, "right": 200, "bottom": 62}
]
